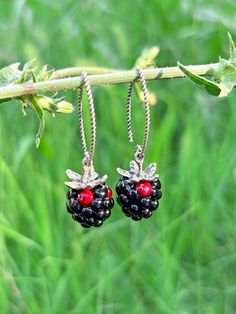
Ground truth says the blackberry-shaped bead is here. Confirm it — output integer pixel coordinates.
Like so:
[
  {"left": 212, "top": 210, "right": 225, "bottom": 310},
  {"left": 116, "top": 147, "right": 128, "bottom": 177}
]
[
  {"left": 116, "top": 159, "right": 162, "bottom": 221},
  {"left": 65, "top": 182, "right": 114, "bottom": 228}
]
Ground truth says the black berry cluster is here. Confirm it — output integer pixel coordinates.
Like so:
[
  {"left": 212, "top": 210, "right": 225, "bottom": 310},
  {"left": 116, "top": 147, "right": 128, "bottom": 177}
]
[
  {"left": 66, "top": 184, "right": 114, "bottom": 228},
  {"left": 116, "top": 177, "right": 162, "bottom": 220}
]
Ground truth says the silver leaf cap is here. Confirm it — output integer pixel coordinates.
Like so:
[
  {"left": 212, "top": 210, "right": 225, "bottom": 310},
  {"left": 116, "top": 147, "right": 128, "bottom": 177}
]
[
  {"left": 65, "top": 167, "right": 107, "bottom": 190},
  {"left": 117, "top": 159, "right": 159, "bottom": 183}
]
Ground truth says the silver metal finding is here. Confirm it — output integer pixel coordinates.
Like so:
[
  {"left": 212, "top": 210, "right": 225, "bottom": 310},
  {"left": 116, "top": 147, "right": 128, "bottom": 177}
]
[
  {"left": 78, "top": 71, "right": 96, "bottom": 167},
  {"left": 126, "top": 67, "right": 150, "bottom": 162},
  {"left": 65, "top": 72, "right": 108, "bottom": 189},
  {"left": 117, "top": 67, "right": 159, "bottom": 182}
]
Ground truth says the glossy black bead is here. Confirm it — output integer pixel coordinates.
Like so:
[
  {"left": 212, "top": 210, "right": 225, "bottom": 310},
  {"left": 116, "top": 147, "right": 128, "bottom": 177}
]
[
  {"left": 81, "top": 207, "right": 93, "bottom": 217},
  {"left": 141, "top": 208, "right": 152, "bottom": 218},
  {"left": 130, "top": 204, "right": 139, "bottom": 214},
  {"left": 119, "top": 194, "right": 129, "bottom": 205},
  {"left": 67, "top": 189, "right": 78, "bottom": 199},
  {"left": 132, "top": 214, "right": 142, "bottom": 221},
  {"left": 122, "top": 206, "right": 131, "bottom": 217},
  {"left": 68, "top": 198, "right": 79, "bottom": 211},
  {"left": 150, "top": 200, "right": 159, "bottom": 211},
  {"left": 116, "top": 178, "right": 129, "bottom": 194},
  {"left": 140, "top": 197, "right": 151, "bottom": 208},
  {"left": 95, "top": 210, "right": 106, "bottom": 219},
  {"left": 104, "top": 209, "right": 111, "bottom": 218},
  {"left": 85, "top": 217, "right": 95, "bottom": 226},
  {"left": 109, "top": 198, "right": 114, "bottom": 208},
  {"left": 127, "top": 189, "right": 141, "bottom": 202},
  {"left": 153, "top": 179, "right": 161, "bottom": 190},
  {"left": 103, "top": 198, "right": 112, "bottom": 209},
  {"left": 66, "top": 200, "right": 74, "bottom": 213},
  {"left": 73, "top": 213, "right": 85, "bottom": 223},
  {"left": 91, "top": 198, "right": 103, "bottom": 210},
  {"left": 94, "top": 220, "right": 103, "bottom": 227},
  {"left": 93, "top": 185, "right": 107, "bottom": 198},
  {"left": 156, "top": 190, "right": 162, "bottom": 200},
  {"left": 150, "top": 188, "right": 158, "bottom": 198}
]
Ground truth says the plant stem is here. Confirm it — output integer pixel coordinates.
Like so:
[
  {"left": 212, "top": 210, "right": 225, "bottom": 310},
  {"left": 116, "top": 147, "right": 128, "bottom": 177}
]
[{"left": 0, "top": 63, "right": 218, "bottom": 100}]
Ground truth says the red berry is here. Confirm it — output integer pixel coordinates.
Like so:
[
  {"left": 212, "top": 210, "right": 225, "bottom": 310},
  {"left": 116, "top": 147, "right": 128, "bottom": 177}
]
[
  {"left": 77, "top": 188, "right": 94, "bottom": 206},
  {"left": 135, "top": 181, "right": 152, "bottom": 197},
  {"left": 107, "top": 187, "right": 113, "bottom": 199}
]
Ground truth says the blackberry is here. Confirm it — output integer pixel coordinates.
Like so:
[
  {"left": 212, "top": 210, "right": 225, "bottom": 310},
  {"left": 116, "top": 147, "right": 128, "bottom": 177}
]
[
  {"left": 65, "top": 168, "right": 114, "bottom": 228},
  {"left": 116, "top": 159, "right": 162, "bottom": 221},
  {"left": 116, "top": 177, "right": 162, "bottom": 220},
  {"left": 66, "top": 184, "right": 114, "bottom": 228}
]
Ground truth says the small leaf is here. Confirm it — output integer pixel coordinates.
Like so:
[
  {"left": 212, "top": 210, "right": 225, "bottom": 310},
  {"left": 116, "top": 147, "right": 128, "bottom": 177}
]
[
  {"left": 24, "top": 96, "right": 45, "bottom": 147},
  {"left": 37, "top": 64, "right": 54, "bottom": 81},
  {"left": 66, "top": 169, "right": 82, "bottom": 181},
  {"left": 134, "top": 46, "right": 159, "bottom": 105},
  {"left": 135, "top": 46, "right": 160, "bottom": 68},
  {"left": 144, "top": 163, "right": 157, "bottom": 176},
  {"left": 177, "top": 62, "right": 221, "bottom": 96},
  {"left": 23, "top": 59, "right": 37, "bottom": 72},
  {"left": 0, "top": 63, "right": 22, "bottom": 86},
  {"left": 117, "top": 168, "right": 131, "bottom": 178}
]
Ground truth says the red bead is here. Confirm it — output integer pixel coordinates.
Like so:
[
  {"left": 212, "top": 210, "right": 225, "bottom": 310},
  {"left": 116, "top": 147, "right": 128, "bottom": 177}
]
[
  {"left": 107, "top": 187, "right": 113, "bottom": 199},
  {"left": 135, "top": 181, "right": 152, "bottom": 197},
  {"left": 77, "top": 188, "right": 94, "bottom": 206}
]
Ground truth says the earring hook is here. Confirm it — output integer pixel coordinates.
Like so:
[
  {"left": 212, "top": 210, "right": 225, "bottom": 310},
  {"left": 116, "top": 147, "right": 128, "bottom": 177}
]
[
  {"left": 78, "top": 71, "right": 96, "bottom": 168},
  {"left": 127, "top": 67, "right": 150, "bottom": 162}
]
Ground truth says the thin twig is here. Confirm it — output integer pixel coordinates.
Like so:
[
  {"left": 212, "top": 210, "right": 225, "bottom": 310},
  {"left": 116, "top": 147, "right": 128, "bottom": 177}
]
[{"left": 0, "top": 63, "right": 219, "bottom": 100}]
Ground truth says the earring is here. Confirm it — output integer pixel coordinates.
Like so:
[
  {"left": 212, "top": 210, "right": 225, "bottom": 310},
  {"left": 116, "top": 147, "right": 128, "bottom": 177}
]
[
  {"left": 65, "top": 72, "right": 114, "bottom": 228},
  {"left": 116, "top": 67, "right": 162, "bottom": 221}
]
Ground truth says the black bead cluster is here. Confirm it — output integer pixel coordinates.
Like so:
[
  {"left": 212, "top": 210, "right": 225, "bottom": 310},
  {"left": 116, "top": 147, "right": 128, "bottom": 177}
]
[
  {"left": 116, "top": 177, "right": 162, "bottom": 220},
  {"left": 66, "top": 184, "right": 114, "bottom": 228}
]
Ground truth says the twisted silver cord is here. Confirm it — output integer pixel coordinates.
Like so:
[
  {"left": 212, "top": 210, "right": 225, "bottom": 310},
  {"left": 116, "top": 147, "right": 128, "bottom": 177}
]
[
  {"left": 78, "top": 71, "right": 96, "bottom": 166},
  {"left": 127, "top": 81, "right": 133, "bottom": 143},
  {"left": 126, "top": 67, "right": 150, "bottom": 159}
]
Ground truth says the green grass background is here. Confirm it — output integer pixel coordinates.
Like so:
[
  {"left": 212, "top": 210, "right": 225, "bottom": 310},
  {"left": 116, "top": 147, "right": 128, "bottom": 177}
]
[{"left": 1, "top": 1, "right": 236, "bottom": 313}]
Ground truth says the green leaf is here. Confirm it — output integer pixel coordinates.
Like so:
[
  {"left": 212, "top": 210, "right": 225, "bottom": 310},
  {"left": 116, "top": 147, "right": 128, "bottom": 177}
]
[
  {"left": 0, "top": 63, "right": 22, "bottom": 86},
  {"left": 23, "top": 96, "right": 45, "bottom": 147},
  {"left": 37, "top": 64, "right": 54, "bottom": 81},
  {"left": 135, "top": 46, "right": 160, "bottom": 68},
  {"left": 134, "top": 46, "right": 159, "bottom": 105},
  {"left": 177, "top": 62, "right": 221, "bottom": 96},
  {"left": 177, "top": 33, "right": 236, "bottom": 97}
]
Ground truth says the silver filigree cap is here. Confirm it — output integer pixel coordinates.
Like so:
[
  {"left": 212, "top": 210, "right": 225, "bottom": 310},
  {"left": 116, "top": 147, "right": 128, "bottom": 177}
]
[
  {"left": 65, "top": 163, "right": 107, "bottom": 190},
  {"left": 117, "top": 159, "right": 159, "bottom": 183}
]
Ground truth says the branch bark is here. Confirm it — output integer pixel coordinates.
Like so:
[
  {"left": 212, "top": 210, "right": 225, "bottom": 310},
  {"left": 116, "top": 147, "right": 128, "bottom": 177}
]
[{"left": 0, "top": 63, "right": 218, "bottom": 100}]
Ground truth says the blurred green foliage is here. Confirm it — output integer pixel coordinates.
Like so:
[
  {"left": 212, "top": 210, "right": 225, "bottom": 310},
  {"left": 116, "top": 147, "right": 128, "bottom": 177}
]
[{"left": 1, "top": 1, "right": 236, "bottom": 313}]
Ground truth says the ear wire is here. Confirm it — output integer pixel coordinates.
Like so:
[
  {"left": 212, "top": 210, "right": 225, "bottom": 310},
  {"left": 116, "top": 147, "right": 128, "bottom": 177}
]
[
  {"left": 126, "top": 67, "right": 150, "bottom": 160},
  {"left": 78, "top": 71, "right": 96, "bottom": 166}
]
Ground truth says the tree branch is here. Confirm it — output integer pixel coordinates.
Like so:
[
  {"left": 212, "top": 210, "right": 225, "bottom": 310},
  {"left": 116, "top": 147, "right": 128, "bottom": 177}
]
[{"left": 0, "top": 63, "right": 218, "bottom": 100}]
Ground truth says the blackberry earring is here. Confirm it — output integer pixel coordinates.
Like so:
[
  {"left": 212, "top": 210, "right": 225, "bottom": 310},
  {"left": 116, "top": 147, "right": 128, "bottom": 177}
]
[
  {"left": 116, "top": 67, "right": 162, "bottom": 221},
  {"left": 65, "top": 72, "right": 114, "bottom": 228}
]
